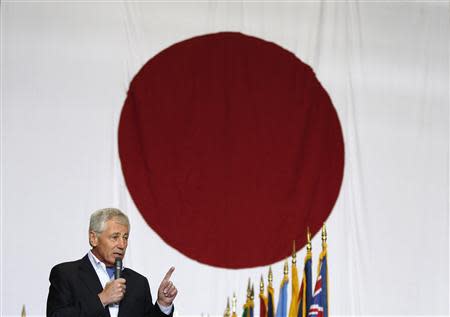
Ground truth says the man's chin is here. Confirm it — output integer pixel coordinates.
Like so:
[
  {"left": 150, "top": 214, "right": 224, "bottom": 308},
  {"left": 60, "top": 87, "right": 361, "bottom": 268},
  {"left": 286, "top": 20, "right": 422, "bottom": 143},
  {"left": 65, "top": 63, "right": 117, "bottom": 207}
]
[{"left": 109, "top": 255, "right": 125, "bottom": 266}]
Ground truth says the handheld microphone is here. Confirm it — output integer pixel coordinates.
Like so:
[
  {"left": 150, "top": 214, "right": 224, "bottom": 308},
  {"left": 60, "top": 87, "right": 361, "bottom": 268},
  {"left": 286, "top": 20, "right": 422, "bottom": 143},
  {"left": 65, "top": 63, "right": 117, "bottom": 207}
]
[{"left": 114, "top": 257, "right": 122, "bottom": 279}]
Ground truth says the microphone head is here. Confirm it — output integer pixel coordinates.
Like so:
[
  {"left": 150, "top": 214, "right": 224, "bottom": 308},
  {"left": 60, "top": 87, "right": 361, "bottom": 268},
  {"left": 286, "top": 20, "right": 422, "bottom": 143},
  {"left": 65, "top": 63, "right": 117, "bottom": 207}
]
[{"left": 114, "top": 257, "right": 122, "bottom": 279}]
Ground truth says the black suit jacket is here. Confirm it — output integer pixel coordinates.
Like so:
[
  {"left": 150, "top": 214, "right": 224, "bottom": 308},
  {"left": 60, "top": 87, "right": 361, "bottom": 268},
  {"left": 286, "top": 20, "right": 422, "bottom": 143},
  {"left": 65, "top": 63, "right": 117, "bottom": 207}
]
[{"left": 47, "top": 255, "right": 173, "bottom": 317}]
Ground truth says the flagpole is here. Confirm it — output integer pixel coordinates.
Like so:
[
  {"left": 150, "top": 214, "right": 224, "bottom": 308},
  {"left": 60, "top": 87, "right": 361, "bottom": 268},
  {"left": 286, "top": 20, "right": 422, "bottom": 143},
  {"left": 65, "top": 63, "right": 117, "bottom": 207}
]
[
  {"left": 224, "top": 297, "right": 231, "bottom": 317},
  {"left": 260, "top": 274, "right": 267, "bottom": 317},
  {"left": 304, "top": 228, "right": 312, "bottom": 317},
  {"left": 289, "top": 240, "right": 299, "bottom": 317},
  {"left": 321, "top": 224, "right": 328, "bottom": 317},
  {"left": 232, "top": 293, "right": 237, "bottom": 317}
]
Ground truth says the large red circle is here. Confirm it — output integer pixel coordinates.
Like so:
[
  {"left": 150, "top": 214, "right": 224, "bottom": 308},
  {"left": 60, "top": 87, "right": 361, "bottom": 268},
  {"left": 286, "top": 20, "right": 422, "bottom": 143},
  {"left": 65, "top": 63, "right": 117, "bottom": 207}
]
[{"left": 119, "top": 32, "right": 344, "bottom": 268}]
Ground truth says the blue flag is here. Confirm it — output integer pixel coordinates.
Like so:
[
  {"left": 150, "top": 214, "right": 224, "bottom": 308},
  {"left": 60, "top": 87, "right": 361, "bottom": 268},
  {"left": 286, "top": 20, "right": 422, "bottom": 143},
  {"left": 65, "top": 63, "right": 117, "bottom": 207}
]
[
  {"left": 276, "top": 275, "right": 289, "bottom": 317},
  {"left": 297, "top": 251, "right": 313, "bottom": 317},
  {"left": 308, "top": 249, "right": 327, "bottom": 317},
  {"left": 268, "top": 284, "right": 275, "bottom": 317}
]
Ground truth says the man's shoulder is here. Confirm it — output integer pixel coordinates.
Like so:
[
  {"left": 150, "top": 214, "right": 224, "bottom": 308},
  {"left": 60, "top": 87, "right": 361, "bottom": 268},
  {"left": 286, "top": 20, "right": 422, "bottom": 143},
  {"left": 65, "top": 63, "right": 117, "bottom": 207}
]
[
  {"left": 123, "top": 267, "right": 146, "bottom": 278},
  {"left": 123, "top": 267, "right": 151, "bottom": 284},
  {"left": 50, "top": 256, "right": 87, "bottom": 274}
]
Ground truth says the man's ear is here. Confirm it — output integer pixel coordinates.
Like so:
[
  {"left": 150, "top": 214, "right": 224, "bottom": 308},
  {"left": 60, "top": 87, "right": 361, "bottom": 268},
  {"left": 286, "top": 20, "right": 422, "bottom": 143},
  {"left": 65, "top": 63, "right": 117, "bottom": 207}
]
[{"left": 89, "top": 231, "right": 98, "bottom": 247}]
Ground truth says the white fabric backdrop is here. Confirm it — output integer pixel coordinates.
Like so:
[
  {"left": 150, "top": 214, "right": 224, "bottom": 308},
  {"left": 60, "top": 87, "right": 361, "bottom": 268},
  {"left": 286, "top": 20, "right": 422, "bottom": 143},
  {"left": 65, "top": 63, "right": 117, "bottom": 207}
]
[{"left": 1, "top": 1, "right": 448, "bottom": 317}]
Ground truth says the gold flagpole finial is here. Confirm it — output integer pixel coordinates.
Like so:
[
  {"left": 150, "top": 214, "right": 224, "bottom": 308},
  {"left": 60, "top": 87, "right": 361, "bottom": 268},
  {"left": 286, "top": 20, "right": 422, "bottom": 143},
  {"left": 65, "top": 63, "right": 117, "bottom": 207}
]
[
  {"left": 232, "top": 292, "right": 237, "bottom": 313},
  {"left": 292, "top": 240, "right": 297, "bottom": 264},
  {"left": 259, "top": 274, "right": 265, "bottom": 294},
  {"left": 268, "top": 266, "right": 273, "bottom": 287},
  {"left": 21, "top": 305, "right": 26, "bottom": 317},
  {"left": 307, "top": 227, "right": 312, "bottom": 253},
  {"left": 283, "top": 259, "right": 289, "bottom": 276},
  {"left": 224, "top": 297, "right": 231, "bottom": 317},
  {"left": 247, "top": 278, "right": 251, "bottom": 299},
  {"left": 251, "top": 284, "right": 255, "bottom": 300},
  {"left": 321, "top": 223, "right": 327, "bottom": 248}
]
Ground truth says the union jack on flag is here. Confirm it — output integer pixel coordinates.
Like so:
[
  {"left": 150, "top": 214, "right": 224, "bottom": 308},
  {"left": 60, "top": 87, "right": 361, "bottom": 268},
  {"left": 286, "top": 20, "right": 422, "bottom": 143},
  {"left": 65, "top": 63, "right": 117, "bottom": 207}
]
[{"left": 308, "top": 250, "right": 328, "bottom": 317}]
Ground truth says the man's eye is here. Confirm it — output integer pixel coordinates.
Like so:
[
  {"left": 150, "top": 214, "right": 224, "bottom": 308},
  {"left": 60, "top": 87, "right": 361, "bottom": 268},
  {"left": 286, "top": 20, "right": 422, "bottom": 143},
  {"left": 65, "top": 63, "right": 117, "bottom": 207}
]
[
  {"left": 123, "top": 236, "right": 129, "bottom": 241},
  {"left": 111, "top": 236, "right": 119, "bottom": 241}
]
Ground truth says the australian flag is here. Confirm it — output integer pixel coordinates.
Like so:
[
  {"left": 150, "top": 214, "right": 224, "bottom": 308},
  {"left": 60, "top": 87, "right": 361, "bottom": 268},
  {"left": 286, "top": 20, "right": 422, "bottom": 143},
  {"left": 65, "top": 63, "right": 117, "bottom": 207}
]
[{"left": 308, "top": 251, "right": 328, "bottom": 317}]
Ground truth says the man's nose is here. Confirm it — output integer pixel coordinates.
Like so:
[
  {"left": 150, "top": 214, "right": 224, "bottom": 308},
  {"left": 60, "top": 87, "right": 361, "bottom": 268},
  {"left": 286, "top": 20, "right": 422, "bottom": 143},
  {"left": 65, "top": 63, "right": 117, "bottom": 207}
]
[{"left": 117, "top": 237, "right": 127, "bottom": 249}]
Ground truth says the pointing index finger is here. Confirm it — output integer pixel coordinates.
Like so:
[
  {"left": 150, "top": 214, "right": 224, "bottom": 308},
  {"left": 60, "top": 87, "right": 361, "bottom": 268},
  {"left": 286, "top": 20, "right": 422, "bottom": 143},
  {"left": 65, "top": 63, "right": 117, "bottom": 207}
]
[{"left": 163, "top": 267, "right": 175, "bottom": 281}]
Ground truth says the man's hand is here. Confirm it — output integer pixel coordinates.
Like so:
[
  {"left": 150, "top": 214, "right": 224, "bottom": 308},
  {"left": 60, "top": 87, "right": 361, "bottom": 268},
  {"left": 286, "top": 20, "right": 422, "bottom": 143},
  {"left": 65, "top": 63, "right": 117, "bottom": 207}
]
[
  {"left": 157, "top": 267, "right": 178, "bottom": 307},
  {"left": 98, "top": 278, "right": 127, "bottom": 306}
]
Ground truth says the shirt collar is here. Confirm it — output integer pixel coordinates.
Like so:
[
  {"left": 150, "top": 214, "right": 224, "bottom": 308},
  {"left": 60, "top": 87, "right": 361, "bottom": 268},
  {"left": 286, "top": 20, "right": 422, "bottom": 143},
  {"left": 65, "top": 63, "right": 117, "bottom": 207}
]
[{"left": 88, "top": 250, "right": 125, "bottom": 270}]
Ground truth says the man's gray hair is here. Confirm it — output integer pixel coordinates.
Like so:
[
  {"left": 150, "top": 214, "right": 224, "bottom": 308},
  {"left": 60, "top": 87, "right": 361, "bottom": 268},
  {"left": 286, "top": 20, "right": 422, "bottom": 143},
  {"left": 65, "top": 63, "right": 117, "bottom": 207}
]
[{"left": 89, "top": 208, "right": 130, "bottom": 234}]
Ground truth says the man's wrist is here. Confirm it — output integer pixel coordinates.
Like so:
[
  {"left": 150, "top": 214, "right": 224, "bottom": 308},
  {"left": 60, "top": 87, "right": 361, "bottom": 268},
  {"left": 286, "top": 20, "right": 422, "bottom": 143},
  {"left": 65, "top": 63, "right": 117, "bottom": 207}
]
[
  {"left": 157, "top": 301, "right": 173, "bottom": 315},
  {"left": 98, "top": 292, "right": 108, "bottom": 307}
]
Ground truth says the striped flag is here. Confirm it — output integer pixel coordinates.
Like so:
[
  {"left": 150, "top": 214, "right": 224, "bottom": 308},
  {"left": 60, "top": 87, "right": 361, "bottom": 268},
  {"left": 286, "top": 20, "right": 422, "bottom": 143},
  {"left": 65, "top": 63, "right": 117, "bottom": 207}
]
[{"left": 308, "top": 225, "right": 328, "bottom": 317}]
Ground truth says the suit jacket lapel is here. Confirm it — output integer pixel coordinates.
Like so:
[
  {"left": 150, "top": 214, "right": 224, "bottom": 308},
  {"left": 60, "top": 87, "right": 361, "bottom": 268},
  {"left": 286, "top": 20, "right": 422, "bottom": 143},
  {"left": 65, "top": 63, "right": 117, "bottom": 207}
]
[
  {"left": 78, "top": 255, "right": 104, "bottom": 295},
  {"left": 78, "top": 255, "right": 111, "bottom": 317}
]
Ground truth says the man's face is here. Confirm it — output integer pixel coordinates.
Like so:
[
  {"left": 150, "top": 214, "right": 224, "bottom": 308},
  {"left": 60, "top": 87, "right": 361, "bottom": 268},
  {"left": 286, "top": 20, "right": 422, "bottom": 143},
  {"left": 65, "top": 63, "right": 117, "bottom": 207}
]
[{"left": 90, "top": 217, "right": 129, "bottom": 267}]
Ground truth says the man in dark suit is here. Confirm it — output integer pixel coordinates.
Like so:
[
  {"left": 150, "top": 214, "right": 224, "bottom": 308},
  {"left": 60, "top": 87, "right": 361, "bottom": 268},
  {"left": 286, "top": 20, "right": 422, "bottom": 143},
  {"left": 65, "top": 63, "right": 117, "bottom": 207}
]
[{"left": 47, "top": 208, "right": 177, "bottom": 317}]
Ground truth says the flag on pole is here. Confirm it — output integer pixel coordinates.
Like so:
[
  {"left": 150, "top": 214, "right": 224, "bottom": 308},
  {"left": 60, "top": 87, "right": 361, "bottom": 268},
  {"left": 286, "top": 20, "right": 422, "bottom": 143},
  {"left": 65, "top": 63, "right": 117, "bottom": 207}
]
[
  {"left": 298, "top": 229, "right": 313, "bottom": 317},
  {"left": 288, "top": 241, "right": 299, "bottom": 317},
  {"left": 267, "top": 267, "right": 275, "bottom": 317},
  {"left": 275, "top": 260, "right": 289, "bottom": 317},
  {"left": 242, "top": 279, "right": 254, "bottom": 317},
  {"left": 260, "top": 275, "right": 268, "bottom": 317},
  {"left": 242, "top": 280, "right": 251, "bottom": 317},
  {"left": 249, "top": 284, "right": 255, "bottom": 317},
  {"left": 242, "top": 300, "right": 249, "bottom": 317},
  {"left": 308, "top": 225, "right": 328, "bottom": 317}
]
